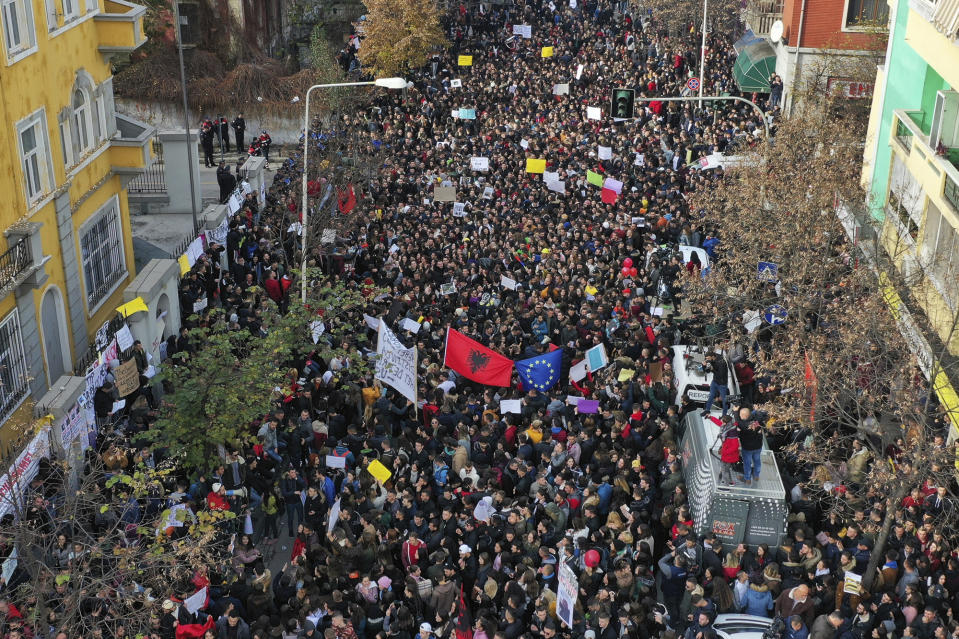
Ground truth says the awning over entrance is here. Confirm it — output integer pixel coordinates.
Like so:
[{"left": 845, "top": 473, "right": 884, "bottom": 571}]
[{"left": 733, "top": 40, "right": 777, "bottom": 92}]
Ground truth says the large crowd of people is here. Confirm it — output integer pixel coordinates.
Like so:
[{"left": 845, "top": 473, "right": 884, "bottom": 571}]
[{"left": 9, "top": 2, "right": 959, "bottom": 639}]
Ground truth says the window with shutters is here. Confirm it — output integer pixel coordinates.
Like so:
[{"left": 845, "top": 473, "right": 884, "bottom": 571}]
[
  {"left": 0, "top": 309, "right": 29, "bottom": 426},
  {"left": 844, "top": 0, "right": 890, "bottom": 27},
  {"left": 79, "top": 195, "right": 127, "bottom": 312},
  {"left": 1, "top": 0, "right": 36, "bottom": 61},
  {"left": 16, "top": 109, "right": 54, "bottom": 204}
]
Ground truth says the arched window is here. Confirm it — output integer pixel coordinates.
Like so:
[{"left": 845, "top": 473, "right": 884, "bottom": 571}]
[{"left": 71, "top": 86, "right": 92, "bottom": 156}]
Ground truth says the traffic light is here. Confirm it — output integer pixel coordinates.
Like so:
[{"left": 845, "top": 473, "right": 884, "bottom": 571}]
[{"left": 611, "top": 88, "right": 635, "bottom": 119}]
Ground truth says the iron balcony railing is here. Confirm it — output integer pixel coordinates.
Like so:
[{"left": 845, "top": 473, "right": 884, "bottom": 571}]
[{"left": 0, "top": 237, "right": 32, "bottom": 294}]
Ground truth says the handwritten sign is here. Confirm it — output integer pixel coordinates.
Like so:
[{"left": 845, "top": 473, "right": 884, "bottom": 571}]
[{"left": 114, "top": 359, "right": 140, "bottom": 397}]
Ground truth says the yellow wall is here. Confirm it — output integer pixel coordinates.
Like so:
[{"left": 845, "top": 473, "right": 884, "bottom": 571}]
[
  {"left": 904, "top": 8, "right": 959, "bottom": 93},
  {"left": 0, "top": 0, "right": 146, "bottom": 397}
]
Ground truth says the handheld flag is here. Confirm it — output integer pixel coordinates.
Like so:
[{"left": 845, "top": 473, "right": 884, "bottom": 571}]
[
  {"left": 337, "top": 184, "right": 356, "bottom": 213},
  {"left": 444, "top": 328, "right": 513, "bottom": 386},
  {"left": 515, "top": 348, "right": 564, "bottom": 391}
]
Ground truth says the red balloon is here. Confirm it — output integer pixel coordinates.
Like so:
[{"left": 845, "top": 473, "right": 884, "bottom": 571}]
[
  {"left": 623, "top": 257, "right": 633, "bottom": 268},
  {"left": 584, "top": 549, "right": 600, "bottom": 567},
  {"left": 621, "top": 267, "right": 630, "bottom": 277},
  {"left": 629, "top": 267, "right": 638, "bottom": 277}
]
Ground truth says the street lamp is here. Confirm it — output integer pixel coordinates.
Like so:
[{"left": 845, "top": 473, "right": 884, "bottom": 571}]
[
  {"left": 699, "top": 0, "right": 708, "bottom": 108},
  {"left": 300, "top": 78, "right": 407, "bottom": 303}
]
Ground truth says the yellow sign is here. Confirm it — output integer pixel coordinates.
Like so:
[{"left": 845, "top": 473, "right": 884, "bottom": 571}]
[
  {"left": 367, "top": 459, "right": 392, "bottom": 484},
  {"left": 458, "top": 55, "right": 473, "bottom": 66},
  {"left": 525, "top": 158, "right": 546, "bottom": 173},
  {"left": 542, "top": 46, "right": 554, "bottom": 58},
  {"left": 618, "top": 369, "right": 635, "bottom": 382},
  {"left": 178, "top": 254, "right": 191, "bottom": 276},
  {"left": 116, "top": 297, "right": 149, "bottom": 318}
]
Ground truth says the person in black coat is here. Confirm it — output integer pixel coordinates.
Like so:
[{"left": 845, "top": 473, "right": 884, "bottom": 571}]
[
  {"left": 217, "top": 161, "right": 237, "bottom": 203},
  {"left": 219, "top": 116, "right": 231, "bottom": 152},
  {"left": 231, "top": 113, "right": 246, "bottom": 152}
]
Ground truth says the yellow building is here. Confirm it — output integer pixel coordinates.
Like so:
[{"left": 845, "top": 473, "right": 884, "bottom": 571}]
[{"left": 0, "top": 0, "right": 151, "bottom": 438}]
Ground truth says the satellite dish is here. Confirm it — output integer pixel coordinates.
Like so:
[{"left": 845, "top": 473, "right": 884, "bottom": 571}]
[{"left": 769, "top": 20, "right": 784, "bottom": 43}]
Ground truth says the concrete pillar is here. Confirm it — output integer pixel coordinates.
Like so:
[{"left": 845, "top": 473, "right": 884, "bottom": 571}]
[
  {"left": 158, "top": 129, "right": 202, "bottom": 216},
  {"left": 33, "top": 375, "right": 88, "bottom": 492},
  {"left": 241, "top": 156, "right": 267, "bottom": 207},
  {"left": 52, "top": 191, "right": 89, "bottom": 357},
  {"left": 122, "top": 259, "right": 182, "bottom": 363}
]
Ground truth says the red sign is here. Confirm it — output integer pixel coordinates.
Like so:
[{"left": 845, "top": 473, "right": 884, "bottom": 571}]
[
  {"left": 687, "top": 77, "right": 701, "bottom": 91},
  {"left": 826, "top": 78, "right": 874, "bottom": 99}
]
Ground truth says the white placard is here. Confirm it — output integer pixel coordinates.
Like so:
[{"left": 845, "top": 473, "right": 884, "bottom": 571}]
[
  {"left": 482, "top": 186, "right": 495, "bottom": 199},
  {"left": 186, "top": 237, "right": 204, "bottom": 267},
  {"left": 451, "top": 79, "right": 462, "bottom": 88},
  {"left": 310, "top": 320, "right": 325, "bottom": 344},
  {"left": 520, "top": 139, "right": 530, "bottom": 149},
  {"left": 512, "top": 24, "right": 532, "bottom": 38},
  {"left": 116, "top": 324, "right": 135, "bottom": 352},
  {"left": 193, "top": 297, "right": 208, "bottom": 313},
  {"left": 556, "top": 562, "right": 578, "bottom": 628},
  {"left": 585, "top": 343, "right": 609, "bottom": 372},
  {"left": 569, "top": 0, "right": 577, "bottom": 7},
  {"left": 546, "top": 180, "right": 566, "bottom": 194},
  {"left": 327, "top": 497, "right": 342, "bottom": 533},
  {"left": 500, "top": 399, "right": 523, "bottom": 414},
  {"left": 144, "top": 365, "right": 157, "bottom": 379},
  {"left": 453, "top": 202, "right": 467, "bottom": 217},
  {"left": 1, "top": 550, "right": 17, "bottom": 585},
  {"left": 598, "top": 145, "right": 613, "bottom": 160},
  {"left": 586, "top": 106, "right": 601, "bottom": 120},
  {"left": 111, "top": 400, "right": 126, "bottom": 413},
  {"left": 544, "top": 171, "right": 559, "bottom": 183},
  {"left": 576, "top": 64, "right": 584, "bottom": 80},
  {"left": 471, "top": 157, "right": 489, "bottom": 171},
  {"left": 326, "top": 455, "right": 347, "bottom": 469},
  {"left": 650, "top": 307, "right": 664, "bottom": 317},
  {"left": 375, "top": 322, "right": 418, "bottom": 405},
  {"left": 634, "top": 153, "right": 645, "bottom": 166},
  {"left": 569, "top": 360, "right": 588, "bottom": 382},
  {"left": 604, "top": 177, "right": 623, "bottom": 193},
  {"left": 552, "top": 83, "right": 570, "bottom": 96},
  {"left": 565, "top": 395, "right": 584, "bottom": 405},
  {"left": 500, "top": 275, "right": 518, "bottom": 290},
  {"left": 400, "top": 317, "right": 422, "bottom": 334},
  {"left": 184, "top": 587, "right": 207, "bottom": 615}
]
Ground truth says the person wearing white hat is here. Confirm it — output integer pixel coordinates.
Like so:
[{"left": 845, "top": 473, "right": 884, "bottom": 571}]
[
  {"left": 459, "top": 543, "right": 472, "bottom": 555},
  {"left": 418, "top": 622, "right": 433, "bottom": 637}
]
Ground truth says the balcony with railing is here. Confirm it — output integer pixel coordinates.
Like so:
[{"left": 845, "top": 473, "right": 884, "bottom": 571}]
[
  {"left": 0, "top": 238, "right": 32, "bottom": 298},
  {"left": 892, "top": 109, "right": 959, "bottom": 219},
  {"left": 744, "top": 0, "right": 784, "bottom": 38}
]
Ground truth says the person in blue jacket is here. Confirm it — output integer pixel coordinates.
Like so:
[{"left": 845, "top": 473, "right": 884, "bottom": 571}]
[{"left": 743, "top": 575, "right": 774, "bottom": 617}]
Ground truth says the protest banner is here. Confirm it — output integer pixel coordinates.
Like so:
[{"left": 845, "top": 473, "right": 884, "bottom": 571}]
[
  {"left": 375, "top": 322, "right": 418, "bottom": 404},
  {"left": 556, "top": 561, "right": 578, "bottom": 628},
  {"left": 114, "top": 359, "right": 140, "bottom": 397}
]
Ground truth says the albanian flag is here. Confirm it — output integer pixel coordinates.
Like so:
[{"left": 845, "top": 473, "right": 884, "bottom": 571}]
[
  {"left": 337, "top": 184, "right": 356, "bottom": 213},
  {"left": 444, "top": 328, "right": 513, "bottom": 387},
  {"left": 175, "top": 616, "right": 214, "bottom": 639},
  {"left": 455, "top": 584, "right": 474, "bottom": 639},
  {"left": 307, "top": 180, "right": 322, "bottom": 197}
]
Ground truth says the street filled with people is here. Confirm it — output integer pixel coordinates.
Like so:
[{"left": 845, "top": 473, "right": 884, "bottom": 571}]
[{"left": 11, "top": 1, "right": 959, "bottom": 639}]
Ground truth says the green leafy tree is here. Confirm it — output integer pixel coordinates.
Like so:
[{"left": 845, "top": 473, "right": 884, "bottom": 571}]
[
  {"left": 358, "top": 0, "right": 449, "bottom": 79},
  {"left": 151, "top": 280, "right": 373, "bottom": 469}
]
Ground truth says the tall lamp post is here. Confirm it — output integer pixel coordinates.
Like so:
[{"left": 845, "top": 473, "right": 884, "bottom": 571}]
[
  {"left": 172, "top": 1, "right": 199, "bottom": 235},
  {"left": 699, "top": 0, "right": 708, "bottom": 108},
  {"left": 300, "top": 77, "right": 407, "bottom": 304}
]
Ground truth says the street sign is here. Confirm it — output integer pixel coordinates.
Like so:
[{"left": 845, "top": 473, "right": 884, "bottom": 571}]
[
  {"left": 610, "top": 88, "right": 635, "bottom": 119},
  {"left": 757, "top": 261, "right": 778, "bottom": 282},
  {"left": 687, "top": 77, "right": 701, "bottom": 91},
  {"left": 764, "top": 304, "right": 787, "bottom": 325}
]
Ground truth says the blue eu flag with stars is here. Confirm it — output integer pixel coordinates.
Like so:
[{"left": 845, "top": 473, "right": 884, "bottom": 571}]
[{"left": 515, "top": 348, "right": 564, "bottom": 391}]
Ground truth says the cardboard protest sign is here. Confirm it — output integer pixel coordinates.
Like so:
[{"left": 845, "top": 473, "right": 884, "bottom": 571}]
[
  {"left": 433, "top": 186, "right": 457, "bottom": 202},
  {"left": 115, "top": 359, "right": 140, "bottom": 397}
]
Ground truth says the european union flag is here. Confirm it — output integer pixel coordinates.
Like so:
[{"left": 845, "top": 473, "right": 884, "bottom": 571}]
[{"left": 515, "top": 348, "right": 563, "bottom": 392}]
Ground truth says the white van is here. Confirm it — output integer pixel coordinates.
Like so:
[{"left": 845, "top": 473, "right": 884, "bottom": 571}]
[{"left": 670, "top": 345, "right": 741, "bottom": 406}]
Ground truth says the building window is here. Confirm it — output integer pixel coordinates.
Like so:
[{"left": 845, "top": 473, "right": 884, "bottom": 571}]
[
  {"left": 1, "top": 0, "right": 35, "bottom": 58},
  {"left": 16, "top": 110, "right": 53, "bottom": 204},
  {"left": 888, "top": 154, "right": 924, "bottom": 240},
  {"left": 846, "top": 0, "right": 889, "bottom": 26},
  {"left": 80, "top": 195, "right": 127, "bottom": 311},
  {"left": 72, "top": 88, "right": 92, "bottom": 156},
  {"left": 922, "top": 200, "right": 959, "bottom": 308},
  {"left": 0, "top": 310, "right": 29, "bottom": 425}
]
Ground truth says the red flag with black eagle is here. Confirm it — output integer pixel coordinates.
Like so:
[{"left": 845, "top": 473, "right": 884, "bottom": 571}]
[
  {"left": 444, "top": 328, "right": 513, "bottom": 387},
  {"left": 337, "top": 184, "right": 356, "bottom": 213},
  {"left": 455, "top": 584, "right": 473, "bottom": 639}
]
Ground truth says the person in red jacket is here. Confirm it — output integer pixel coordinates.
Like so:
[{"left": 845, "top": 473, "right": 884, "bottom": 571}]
[
  {"left": 402, "top": 531, "right": 424, "bottom": 571},
  {"left": 206, "top": 483, "right": 229, "bottom": 511},
  {"left": 264, "top": 271, "right": 283, "bottom": 304}
]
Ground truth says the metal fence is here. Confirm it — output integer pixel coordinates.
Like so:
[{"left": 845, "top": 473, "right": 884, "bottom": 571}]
[
  {"left": 0, "top": 236, "right": 32, "bottom": 295},
  {"left": 126, "top": 133, "right": 166, "bottom": 194},
  {"left": 73, "top": 313, "right": 130, "bottom": 376}
]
